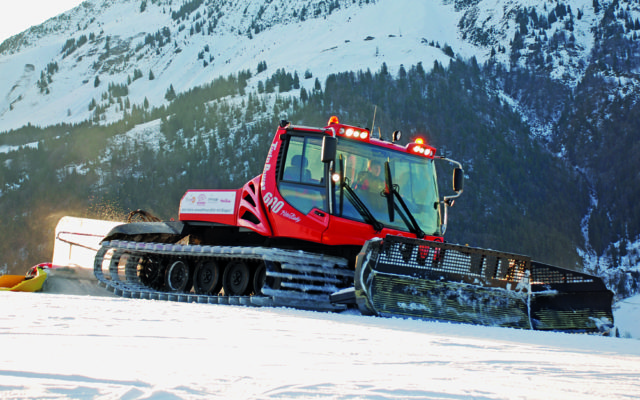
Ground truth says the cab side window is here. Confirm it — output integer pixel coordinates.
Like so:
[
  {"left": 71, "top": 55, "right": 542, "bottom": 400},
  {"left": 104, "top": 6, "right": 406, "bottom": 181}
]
[{"left": 279, "top": 136, "right": 326, "bottom": 214}]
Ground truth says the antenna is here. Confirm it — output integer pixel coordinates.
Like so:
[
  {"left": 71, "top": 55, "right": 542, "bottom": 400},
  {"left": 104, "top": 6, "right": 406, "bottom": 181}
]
[{"left": 371, "top": 105, "right": 377, "bottom": 137}]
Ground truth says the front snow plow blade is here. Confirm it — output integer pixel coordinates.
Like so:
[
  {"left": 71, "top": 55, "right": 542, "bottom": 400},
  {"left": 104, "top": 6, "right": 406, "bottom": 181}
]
[{"left": 354, "top": 236, "right": 614, "bottom": 333}]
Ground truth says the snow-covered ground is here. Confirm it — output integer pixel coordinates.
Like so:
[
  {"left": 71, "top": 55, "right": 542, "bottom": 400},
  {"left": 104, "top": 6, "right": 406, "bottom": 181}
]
[{"left": 1, "top": 290, "right": 638, "bottom": 399}]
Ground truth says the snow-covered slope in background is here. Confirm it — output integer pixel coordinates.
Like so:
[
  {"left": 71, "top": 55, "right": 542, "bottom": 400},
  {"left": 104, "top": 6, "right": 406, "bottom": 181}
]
[
  {"left": 0, "top": 0, "right": 604, "bottom": 132},
  {"left": 0, "top": 0, "right": 459, "bottom": 131},
  {"left": 458, "top": 0, "right": 599, "bottom": 83},
  {"left": 1, "top": 291, "right": 638, "bottom": 399}
]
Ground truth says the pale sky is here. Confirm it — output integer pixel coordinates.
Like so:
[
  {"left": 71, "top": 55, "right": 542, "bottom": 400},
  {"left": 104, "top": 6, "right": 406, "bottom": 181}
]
[{"left": 0, "top": 0, "right": 85, "bottom": 44}]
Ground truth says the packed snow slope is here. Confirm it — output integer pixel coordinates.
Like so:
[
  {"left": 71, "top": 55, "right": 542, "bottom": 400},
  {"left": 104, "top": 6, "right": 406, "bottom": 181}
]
[{"left": 0, "top": 291, "right": 639, "bottom": 399}]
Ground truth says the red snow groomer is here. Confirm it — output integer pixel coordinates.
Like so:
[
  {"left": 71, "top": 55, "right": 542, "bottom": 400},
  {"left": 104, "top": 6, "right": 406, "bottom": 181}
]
[{"left": 95, "top": 117, "right": 614, "bottom": 333}]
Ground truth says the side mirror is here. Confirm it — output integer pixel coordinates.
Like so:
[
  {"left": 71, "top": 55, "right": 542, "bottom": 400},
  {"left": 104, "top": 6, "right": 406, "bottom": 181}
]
[
  {"left": 321, "top": 136, "right": 337, "bottom": 163},
  {"left": 453, "top": 167, "right": 464, "bottom": 193}
]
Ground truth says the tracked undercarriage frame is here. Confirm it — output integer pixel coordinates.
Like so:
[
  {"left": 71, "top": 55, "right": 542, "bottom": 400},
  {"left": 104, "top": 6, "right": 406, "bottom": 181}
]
[
  {"left": 92, "top": 217, "right": 614, "bottom": 333},
  {"left": 94, "top": 240, "right": 354, "bottom": 312}
]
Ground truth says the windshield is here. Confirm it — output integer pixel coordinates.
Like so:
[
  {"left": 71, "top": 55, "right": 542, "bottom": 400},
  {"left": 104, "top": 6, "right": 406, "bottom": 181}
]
[{"left": 333, "top": 139, "right": 441, "bottom": 236}]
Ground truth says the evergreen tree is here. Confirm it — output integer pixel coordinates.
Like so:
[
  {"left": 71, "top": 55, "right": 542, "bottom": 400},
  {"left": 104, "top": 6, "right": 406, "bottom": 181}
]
[
  {"left": 37, "top": 71, "right": 48, "bottom": 93},
  {"left": 293, "top": 71, "right": 300, "bottom": 89},
  {"left": 257, "top": 60, "right": 267, "bottom": 74},
  {"left": 165, "top": 84, "right": 176, "bottom": 101}
]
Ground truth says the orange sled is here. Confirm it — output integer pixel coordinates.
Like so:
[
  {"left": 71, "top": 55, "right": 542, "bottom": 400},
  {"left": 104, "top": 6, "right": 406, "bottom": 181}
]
[{"left": 0, "top": 264, "right": 49, "bottom": 292}]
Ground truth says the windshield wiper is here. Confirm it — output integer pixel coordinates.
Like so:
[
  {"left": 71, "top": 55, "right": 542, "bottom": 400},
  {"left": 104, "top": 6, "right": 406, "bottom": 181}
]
[
  {"left": 391, "top": 190, "right": 425, "bottom": 238},
  {"left": 336, "top": 155, "right": 383, "bottom": 232},
  {"left": 342, "top": 179, "right": 384, "bottom": 232},
  {"left": 383, "top": 161, "right": 425, "bottom": 239}
]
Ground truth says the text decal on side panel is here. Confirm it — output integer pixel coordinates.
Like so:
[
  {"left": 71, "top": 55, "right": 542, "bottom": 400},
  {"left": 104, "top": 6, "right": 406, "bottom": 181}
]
[
  {"left": 261, "top": 143, "right": 278, "bottom": 191},
  {"left": 263, "top": 191, "right": 302, "bottom": 223},
  {"left": 263, "top": 192, "right": 284, "bottom": 213},
  {"left": 180, "top": 191, "right": 236, "bottom": 215}
]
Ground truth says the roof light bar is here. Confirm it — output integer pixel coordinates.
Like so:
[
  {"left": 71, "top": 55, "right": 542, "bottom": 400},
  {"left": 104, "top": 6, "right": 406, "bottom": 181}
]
[
  {"left": 407, "top": 138, "right": 436, "bottom": 158},
  {"left": 335, "top": 125, "right": 370, "bottom": 142}
]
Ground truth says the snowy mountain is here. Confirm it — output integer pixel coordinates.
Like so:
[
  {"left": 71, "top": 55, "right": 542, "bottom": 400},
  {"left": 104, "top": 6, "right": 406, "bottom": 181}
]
[
  {"left": 0, "top": 0, "right": 638, "bottom": 298},
  {"left": 0, "top": 0, "right": 466, "bottom": 130},
  {"left": 0, "top": 0, "right": 608, "bottom": 131}
]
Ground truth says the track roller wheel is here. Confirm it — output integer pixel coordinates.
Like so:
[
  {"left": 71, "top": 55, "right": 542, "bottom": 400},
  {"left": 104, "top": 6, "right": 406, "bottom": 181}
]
[
  {"left": 165, "top": 259, "right": 193, "bottom": 293},
  {"left": 138, "top": 256, "right": 166, "bottom": 291},
  {"left": 193, "top": 260, "right": 222, "bottom": 295},
  {"left": 252, "top": 261, "right": 267, "bottom": 295},
  {"left": 222, "top": 261, "right": 250, "bottom": 296},
  {"left": 265, "top": 261, "right": 282, "bottom": 290}
]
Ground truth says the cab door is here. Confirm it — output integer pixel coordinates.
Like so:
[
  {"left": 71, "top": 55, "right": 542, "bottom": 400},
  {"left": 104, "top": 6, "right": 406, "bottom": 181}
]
[{"left": 267, "top": 134, "right": 330, "bottom": 243}]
